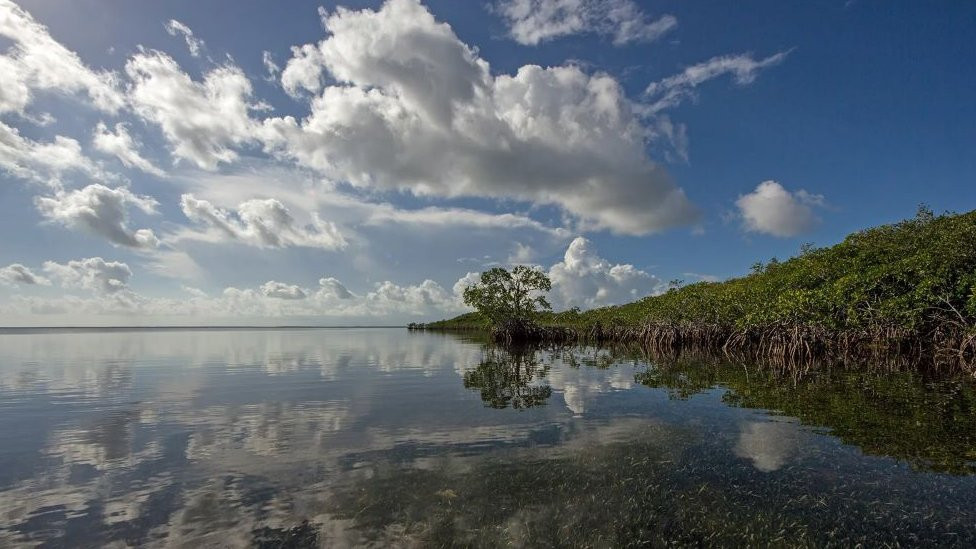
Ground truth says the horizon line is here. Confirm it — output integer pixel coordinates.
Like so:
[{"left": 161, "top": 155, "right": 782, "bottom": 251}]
[{"left": 0, "top": 325, "right": 409, "bottom": 331}]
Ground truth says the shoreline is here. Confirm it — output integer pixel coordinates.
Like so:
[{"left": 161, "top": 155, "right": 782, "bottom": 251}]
[{"left": 409, "top": 321, "right": 976, "bottom": 371}]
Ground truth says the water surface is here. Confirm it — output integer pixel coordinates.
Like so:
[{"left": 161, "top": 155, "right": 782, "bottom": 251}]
[{"left": 1, "top": 328, "right": 975, "bottom": 546}]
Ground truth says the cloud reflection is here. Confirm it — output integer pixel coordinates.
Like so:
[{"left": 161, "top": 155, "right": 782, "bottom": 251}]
[{"left": 734, "top": 419, "right": 801, "bottom": 472}]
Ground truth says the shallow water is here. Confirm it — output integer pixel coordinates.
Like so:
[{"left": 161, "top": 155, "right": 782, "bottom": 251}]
[{"left": 0, "top": 328, "right": 975, "bottom": 547}]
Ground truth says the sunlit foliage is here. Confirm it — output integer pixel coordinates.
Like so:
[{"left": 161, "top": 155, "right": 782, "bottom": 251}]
[
  {"left": 462, "top": 266, "right": 552, "bottom": 327},
  {"left": 425, "top": 208, "right": 976, "bottom": 364}
]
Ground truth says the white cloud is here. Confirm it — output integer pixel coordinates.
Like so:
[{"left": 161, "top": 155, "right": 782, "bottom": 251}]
[
  {"left": 10, "top": 275, "right": 462, "bottom": 320},
  {"left": 261, "top": 50, "right": 280, "bottom": 80},
  {"left": 182, "top": 285, "right": 208, "bottom": 298},
  {"left": 644, "top": 52, "right": 789, "bottom": 114},
  {"left": 160, "top": 165, "right": 568, "bottom": 287},
  {"left": 548, "top": 236, "right": 662, "bottom": 308},
  {"left": 735, "top": 180, "right": 824, "bottom": 237},
  {"left": 0, "top": 2, "right": 123, "bottom": 190},
  {"left": 508, "top": 242, "right": 535, "bottom": 264},
  {"left": 0, "top": 123, "right": 102, "bottom": 185},
  {"left": 5, "top": 237, "right": 658, "bottom": 322},
  {"left": 366, "top": 279, "right": 459, "bottom": 314},
  {"left": 92, "top": 122, "right": 166, "bottom": 177},
  {"left": 125, "top": 51, "right": 258, "bottom": 169},
  {"left": 495, "top": 0, "right": 676, "bottom": 46},
  {"left": 362, "top": 202, "right": 568, "bottom": 237},
  {"left": 316, "top": 277, "right": 354, "bottom": 300},
  {"left": 263, "top": 0, "right": 697, "bottom": 235},
  {"left": 178, "top": 193, "right": 346, "bottom": 250},
  {"left": 36, "top": 184, "right": 160, "bottom": 249},
  {"left": 260, "top": 280, "right": 307, "bottom": 300},
  {"left": 452, "top": 271, "right": 481, "bottom": 298},
  {"left": 201, "top": 277, "right": 462, "bottom": 318},
  {"left": 164, "top": 19, "right": 204, "bottom": 57},
  {"left": 0, "top": 263, "right": 50, "bottom": 286},
  {"left": 0, "top": 0, "right": 123, "bottom": 116},
  {"left": 280, "top": 43, "right": 325, "bottom": 97},
  {"left": 42, "top": 257, "right": 133, "bottom": 294},
  {"left": 0, "top": 0, "right": 799, "bottom": 326}
]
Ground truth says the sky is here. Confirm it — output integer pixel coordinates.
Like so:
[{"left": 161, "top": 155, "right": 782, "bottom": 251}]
[{"left": 0, "top": 0, "right": 974, "bottom": 326}]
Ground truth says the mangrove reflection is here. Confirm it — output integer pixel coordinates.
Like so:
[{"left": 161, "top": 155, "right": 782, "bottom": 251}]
[
  {"left": 3, "top": 329, "right": 976, "bottom": 546},
  {"left": 463, "top": 345, "right": 552, "bottom": 409},
  {"left": 468, "top": 341, "right": 976, "bottom": 475},
  {"left": 630, "top": 349, "right": 976, "bottom": 475}
]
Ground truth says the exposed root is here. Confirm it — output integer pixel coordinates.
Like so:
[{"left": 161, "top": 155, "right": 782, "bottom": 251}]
[{"left": 433, "top": 321, "right": 976, "bottom": 373}]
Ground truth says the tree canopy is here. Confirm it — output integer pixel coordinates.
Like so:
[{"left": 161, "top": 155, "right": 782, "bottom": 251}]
[{"left": 462, "top": 266, "right": 552, "bottom": 327}]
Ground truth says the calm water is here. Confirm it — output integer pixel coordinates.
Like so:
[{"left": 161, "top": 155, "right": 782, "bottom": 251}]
[{"left": 1, "top": 328, "right": 975, "bottom": 547}]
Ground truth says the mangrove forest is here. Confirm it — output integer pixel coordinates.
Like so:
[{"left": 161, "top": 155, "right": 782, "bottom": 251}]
[{"left": 412, "top": 207, "right": 976, "bottom": 370}]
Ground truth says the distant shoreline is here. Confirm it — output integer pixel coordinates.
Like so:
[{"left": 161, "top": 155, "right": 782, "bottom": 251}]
[{"left": 0, "top": 326, "right": 406, "bottom": 333}]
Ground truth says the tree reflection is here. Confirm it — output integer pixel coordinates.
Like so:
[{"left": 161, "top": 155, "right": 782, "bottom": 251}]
[
  {"left": 630, "top": 349, "right": 976, "bottom": 475},
  {"left": 463, "top": 345, "right": 552, "bottom": 409}
]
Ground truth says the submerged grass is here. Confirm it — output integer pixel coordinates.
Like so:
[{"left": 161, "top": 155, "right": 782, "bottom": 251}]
[
  {"left": 414, "top": 207, "right": 976, "bottom": 370},
  {"left": 325, "top": 411, "right": 976, "bottom": 547}
]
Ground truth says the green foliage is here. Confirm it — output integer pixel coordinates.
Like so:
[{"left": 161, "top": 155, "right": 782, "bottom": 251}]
[
  {"left": 426, "top": 208, "right": 976, "bottom": 343},
  {"left": 567, "top": 208, "right": 976, "bottom": 333},
  {"left": 461, "top": 266, "right": 552, "bottom": 327}
]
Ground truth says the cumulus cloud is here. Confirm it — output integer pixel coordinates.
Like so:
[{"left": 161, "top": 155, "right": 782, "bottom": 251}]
[
  {"left": 164, "top": 19, "right": 204, "bottom": 57},
  {"left": 735, "top": 180, "right": 824, "bottom": 237},
  {"left": 279, "top": 43, "right": 326, "bottom": 98},
  {"left": 262, "top": 0, "right": 696, "bottom": 234},
  {"left": 0, "top": 0, "right": 798, "bottom": 326},
  {"left": 0, "top": 123, "right": 102, "bottom": 185},
  {"left": 454, "top": 237, "right": 661, "bottom": 311},
  {"left": 317, "top": 277, "right": 354, "bottom": 300},
  {"left": 366, "top": 279, "right": 458, "bottom": 314},
  {"left": 452, "top": 271, "right": 482, "bottom": 297},
  {"left": 6, "top": 237, "right": 661, "bottom": 322},
  {"left": 548, "top": 236, "right": 662, "bottom": 308},
  {"left": 42, "top": 257, "right": 132, "bottom": 294},
  {"left": 178, "top": 194, "right": 346, "bottom": 250},
  {"left": 260, "top": 281, "right": 307, "bottom": 300},
  {"left": 508, "top": 242, "right": 535, "bottom": 264},
  {"left": 0, "top": 1, "right": 120, "bottom": 186},
  {"left": 125, "top": 51, "right": 258, "bottom": 169},
  {"left": 495, "top": 0, "right": 677, "bottom": 46},
  {"left": 8, "top": 273, "right": 463, "bottom": 321},
  {"left": 92, "top": 122, "right": 165, "bottom": 176},
  {"left": 644, "top": 52, "right": 790, "bottom": 114},
  {"left": 0, "top": 0, "right": 123, "bottom": 116},
  {"left": 35, "top": 184, "right": 160, "bottom": 248},
  {"left": 0, "top": 263, "right": 50, "bottom": 286}
]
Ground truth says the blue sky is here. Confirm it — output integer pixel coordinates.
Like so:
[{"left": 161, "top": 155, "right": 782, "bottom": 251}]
[{"left": 1, "top": 0, "right": 974, "bottom": 325}]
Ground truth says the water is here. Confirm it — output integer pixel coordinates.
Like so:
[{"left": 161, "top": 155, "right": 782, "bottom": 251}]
[{"left": 0, "top": 328, "right": 975, "bottom": 547}]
